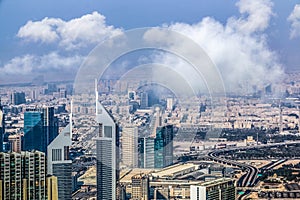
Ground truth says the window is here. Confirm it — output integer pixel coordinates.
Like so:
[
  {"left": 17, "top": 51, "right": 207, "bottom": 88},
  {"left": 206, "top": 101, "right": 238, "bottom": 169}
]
[
  {"left": 52, "top": 149, "right": 62, "bottom": 161},
  {"left": 64, "top": 146, "right": 69, "bottom": 160},
  {"left": 104, "top": 126, "right": 112, "bottom": 138}
]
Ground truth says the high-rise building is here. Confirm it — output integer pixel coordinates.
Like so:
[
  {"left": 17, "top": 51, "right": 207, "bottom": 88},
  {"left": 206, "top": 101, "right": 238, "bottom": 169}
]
[
  {"left": 166, "top": 98, "right": 174, "bottom": 110},
  {"left": 138, "top": 137, "right": 155, "bottom": 168},
  {"left": 190, "top": 178, "right": 236, "bottom": 200},
  {"left": 154, "top": 125, "right": 174, "bottom": 168},
  {"left": 131, "top": 174, "right": 149, "bottom": 200},
  {"left": 0, "top": 151, "right": 58, "bottom": 199},
  {"left": 122, "top": 126, "right": 138, "bottom": 168},
  {"left": 23, "top": 106, "right": 58, "bottom": 153},
  {"left": 0, "top": 99, "right": 4, "bottom": 152},
  {"left": 140, "top": 92, "right": 148, "bottom": 109},
  {"left": 47, "top": 102, "right": 73, "bottom": 200},
  {"left": 95, "top": 82, "right": 120, "bottom": 200},
  {"left": 8, "top": 134, "right": 22, "bottom": 152},
  {"left": 10, "top": 92, "right": 26, "bottom": 105}
]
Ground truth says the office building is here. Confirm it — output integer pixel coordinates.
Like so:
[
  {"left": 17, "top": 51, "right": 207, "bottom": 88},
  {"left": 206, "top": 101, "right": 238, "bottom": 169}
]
[
  {"left": 140, "top": 92, "right": 148, "bottom": 109},
  {"left": 167, "top": 98, "right": 174, "bottom": 110},
  {"left": 95, "top": 83, "right": 120, "bottom": 200},
  {"left": 47, "top": 106, "right": 72, "bottom": 200},
  {"left": 131, "top": 174, "right": 149, "bottom": 200},
  {"left": 122, "top": 126, "right": 138, "bottom": 168},
  {"left": 138, "top": 137, "right": 155, "bottom": 168},
  {"left": 8, "top": 134, "right": 22, "bottom": 152},
  {"left": 0, "top": 99, "right": 4, "bottom": 152},
  {"left": 154, "top": 125, "right": 174, "bottom": 168},
  {"left": 190, "top": 178, "right": 236, "bottom": 200},
  {"left": 10, "top": 92, "right": 26, "bottom": 105},
  {"left": 23, "top": 106, "right": 58, "bottom": 153},
  {"left": 0, "top": 151, "right": 54, "bottom": 199}
]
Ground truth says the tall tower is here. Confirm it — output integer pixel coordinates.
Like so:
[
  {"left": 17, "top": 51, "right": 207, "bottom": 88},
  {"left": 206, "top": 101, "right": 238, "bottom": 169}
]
[
  {"left": 138, "top": 137, "right": 155, "bottom": 168},
  {"left": 0, "top": 151, "right": 50, "bottom": 199},
  {"left": 154, "top": 125, "right": 174, "bottom": 168},
  {"left": 121, "top": 126, "right": 138, "bottom": 168},
  {"left": 23, "top": 106, "right": 58, "bottom": 153},
  {"left": 95, "top": 80, "right": 120, "bottom": 200},
  {"left": 0, "top": 98, "right": 4, "bottom": 152},
  {"left": 47, "top": 101, "right": 73, "bottom": 200},
  {"left": 298, "top": 106, "right": 300, "bottom": 133}
]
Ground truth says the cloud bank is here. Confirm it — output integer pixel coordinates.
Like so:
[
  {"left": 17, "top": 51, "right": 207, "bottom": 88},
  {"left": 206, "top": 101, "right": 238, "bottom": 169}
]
[
  {"left": 288, "top": 4, "right": 300, "bottom": 39},
  {"left": 156, "top": 0, "right": 283, "bottom": 93},
  {"left": 17, "top": 11, "right": 122, "bottom": 50}
]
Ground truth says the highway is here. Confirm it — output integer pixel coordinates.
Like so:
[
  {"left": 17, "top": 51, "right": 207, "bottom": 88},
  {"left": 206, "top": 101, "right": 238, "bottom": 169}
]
[{"left": 204, "top": 141, "right": 300, "bottom": 200}]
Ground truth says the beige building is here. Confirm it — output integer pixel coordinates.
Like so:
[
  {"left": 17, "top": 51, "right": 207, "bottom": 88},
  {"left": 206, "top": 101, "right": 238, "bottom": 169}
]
[
  {"left": 8, "top": 134, "right": 22, "bottom": 152},
  {"left": 122, "top": 126, "right": 138, "bottom": 168},
  {"left": 131, "top": 174, "right": 149, "bottom": 200}
]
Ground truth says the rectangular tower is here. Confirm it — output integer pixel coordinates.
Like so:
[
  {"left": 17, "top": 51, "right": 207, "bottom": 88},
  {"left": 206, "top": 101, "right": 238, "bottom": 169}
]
[
  {"left": 95, "top": 84, "right": 119, "bottom": 200},
  {"left": 121, "top": 126, "right": 138, "bottom": 168},
  {"left": 23, "top": 106, "right": 58, "bottom": 153},
  {"left": 47, "top": 101, "right": 73, "bottom": 200}
]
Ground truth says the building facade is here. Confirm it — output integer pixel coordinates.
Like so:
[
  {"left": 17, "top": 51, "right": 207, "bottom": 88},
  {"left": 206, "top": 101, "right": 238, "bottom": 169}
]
[
  {"left": 122, "top": 126, "right": 138, "bottom": 168},
  {"left": 96, "top": 91, "right": 120, "bottom": 200},
  {"left": 47, "top": 124, "right": 72, "bottom": 200},
  {"left": 154, "top": 125, "right": 174, "bottom": 168},
  {"left": 190, "top": 178, "right": 236, "bottom": 200},
  {"left": 23, "top": 106, "right": 58, "bottom": 153},
  {"left": 0, "top": 151, "right": 57, "bottom": 200},
  {"left": 0, "top": 99, "right": 4, "bottom": 152},
  {"left": 131, "top": 174, "right": 149, "bottom": 200},
  {"left": 138, "top": 137, "right": 155, "bottom": 168}
]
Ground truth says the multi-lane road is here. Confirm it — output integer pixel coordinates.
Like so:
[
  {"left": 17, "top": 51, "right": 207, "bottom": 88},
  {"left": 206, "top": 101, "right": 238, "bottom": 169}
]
[{"left": 205, "top": 141, "right": 300, "bottom": 199}]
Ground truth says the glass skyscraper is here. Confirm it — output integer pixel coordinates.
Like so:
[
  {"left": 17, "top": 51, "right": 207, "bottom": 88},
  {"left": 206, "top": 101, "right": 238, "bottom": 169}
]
[
  {"left": 23, "top": 107, "right": 58, "bottom": 153},
  {"left": 154, "top": 125, "right": 174, "bottom": 168},
  {"left": 138, "top": 125, "right": 174, "bottom": 169}
]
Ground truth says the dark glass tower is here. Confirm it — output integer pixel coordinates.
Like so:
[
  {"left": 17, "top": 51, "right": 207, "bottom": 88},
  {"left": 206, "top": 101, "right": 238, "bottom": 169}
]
[
  {"left": 23, "top": 107, "right": 58, "bottom": 153},
  {"left": 154, "top": 125, "right": 174, "bottom": 168}
]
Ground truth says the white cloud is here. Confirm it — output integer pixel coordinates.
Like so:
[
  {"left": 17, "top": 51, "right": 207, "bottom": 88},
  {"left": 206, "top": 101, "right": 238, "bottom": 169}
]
[
  {"left": 152, "top": 0, "right": 283, "bottom": 93},
  {"left": 17, "top": 12, "right": 123, "bottom": 50},
  {"left": 0, "top": 52, "right": 83, "bottom": 75},
  {"left": 228, "top": 0, "right": 274, "bottom": 34},
  {"left": 288, "top": 4, "right": 300, "bottom": 39}
]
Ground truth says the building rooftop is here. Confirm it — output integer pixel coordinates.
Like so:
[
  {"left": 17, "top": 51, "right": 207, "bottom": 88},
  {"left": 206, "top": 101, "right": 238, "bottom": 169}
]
[{"left": 151, "top": 163, "right": 198, "bottom": 179}]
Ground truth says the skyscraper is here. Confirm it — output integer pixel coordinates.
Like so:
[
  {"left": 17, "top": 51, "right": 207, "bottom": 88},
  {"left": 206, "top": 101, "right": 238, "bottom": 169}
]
[
  {"left": 8, "top": 134, "right": 22, "bottom": 152},
  {"left": 47, "top": 101, "right": 72, "bottom": 200},
  {"left": 190, "top": 178, "right": 236, "bottom": 200},
  {"left": 154, "top": 125, "right": 174, "bottom": 168},
  {"left": 10, "top": 92, "right": 26, "bottom": 105},
  {"left": 0, "top": 151, "right": 57, "bottom": 199},
  {"left": 140, "top": 92, "right": 148, "bottom": 109},
  {"left": 95, "top": 81, "right": 120, "bottom": 200},
  {"left": 138, "top": 137, "right": 155, "bottom": 168},
  {"left": 23, "top": 106, "right": 58, "bottom": 153},
  {"left": 0, "top": 98, "right": 4, "bottom": 152},
  {"left": 23, "top": 110, "right": 44, "bottom": 152},
  {"left": 121, "top": 126, "right": 138, "bottom": 168}
]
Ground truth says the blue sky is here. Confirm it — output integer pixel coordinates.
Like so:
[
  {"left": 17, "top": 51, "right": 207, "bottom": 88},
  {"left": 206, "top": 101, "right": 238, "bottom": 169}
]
[{"left": 0, "top": 0, "right": 300, "bottom": 84}]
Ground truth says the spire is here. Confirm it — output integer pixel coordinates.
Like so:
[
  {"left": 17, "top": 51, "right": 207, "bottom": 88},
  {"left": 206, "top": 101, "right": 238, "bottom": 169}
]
[
  {"left": 95, "top": 79, "right": 99, "bottom": 115},
  {"left": 70, "top": 99, "right": 73, "bottom": 139}
]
